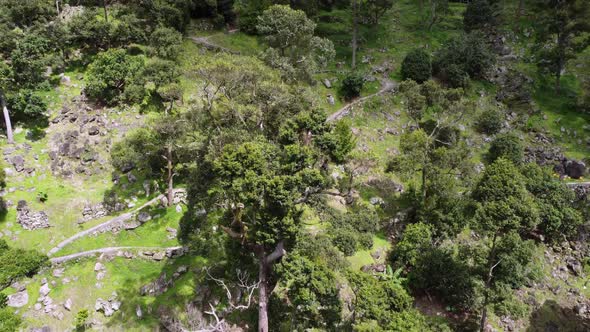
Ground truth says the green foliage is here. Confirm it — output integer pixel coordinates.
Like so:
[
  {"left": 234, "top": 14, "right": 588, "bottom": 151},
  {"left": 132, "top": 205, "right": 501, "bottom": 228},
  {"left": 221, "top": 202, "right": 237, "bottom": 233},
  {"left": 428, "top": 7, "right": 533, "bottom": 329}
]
[
  {"left": 0, "top": 294, "right": 6, "bottom": 308},
  {"left": 329, "top": 207, "right": 380, "bottom": 256},
  {"left": 0, "top": 307, "right": 21, "bottom": 332},
  {"left": 274, "top": 255, "right": 342, "bottom": 328},
  {"left": 0, "top": 0, "right": 54, "bottom": 28},
  {"left": 493, "top": 293, "right": 530, "bottom": 319},
  {"left": 410, "top": 246, "right": 481, "bottom": 311},
  {"left": 521, "top": 163, "right": 583, "bottom": 241},
  {"left": 5, "top": 89, "right": 47, "bottom": 122},
  {"left": 74, "top": 309, "right": 90, "bottom": 331},
  {"left": 473, "top": 158, "right": 539, "bottom": 234},
  {"left": 149, "top": 26, "right": 182, "bottom": 59},
  {"left": 392, "top": 222, "right": 433, "bottom": 268},
  {"left": 486, "top": 133, "right": 524, "bottom": 165},
  {"left": 476, "top": 108, "right": 503, "bottom": 135},
  {"left": 0, "top": 239, "right": 48, "bottom": 289},
  {"left": 319, "top": 120, "right": 356, "bottom": 163},
  {"left": 340, "top": 71, "right": 365, "bottom": 100},
  {"left": 10, "top": 34, "right": 51, "bottom": 88},
  {"left": 257, "top": 5, "right": 335, "bottom": 81},
  {"left": 331, "top": 227, "right": 358, "bottom": 256},
  {"left": 85, "top": 49, "right": 144, "bottom": 105},
  {"left": 401, "top": 49, "right": 432, "bottom": 83},
  {"left": 361, "top": 0, "right": 395, "bottom": 25},
  {"left": 433, "top": 32, "right": 494, "bottom": 87},
  {"left": 347, "top": 270, "right": 413, "bottom": 324},
  {"left": 463, "top": 0, "right": 494, "bottom": 32}
]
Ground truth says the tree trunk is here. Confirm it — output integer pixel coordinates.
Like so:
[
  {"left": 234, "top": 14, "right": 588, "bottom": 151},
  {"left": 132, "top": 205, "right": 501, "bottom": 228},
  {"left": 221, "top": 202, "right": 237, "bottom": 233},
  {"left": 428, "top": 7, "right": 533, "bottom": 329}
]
[
  {"left": 258, "top": 254, "right": 270, "bottom": 332},
  {"left": 479, "top": 234, "right": 498, "bottom": 332},
  {"left": 421, "top": 166, "right": 427, "bottom": 205},
  {"left": 103, "top": 0, "right": 108, "bottom": 22},
  {"left": 166, "top": 146, "right": 173, "bottom": 207},
  {"left": 351, "top": 0, "right": 358, "bottom": 69},
  {"left": 55, "top": 0, "right": 60, "bottom": 15},
  {"left": 0, "top": 92, "right": 14, "bottom": 144},
  {"left": 516, "top": 0, "right": 524, "bottom": 20}
]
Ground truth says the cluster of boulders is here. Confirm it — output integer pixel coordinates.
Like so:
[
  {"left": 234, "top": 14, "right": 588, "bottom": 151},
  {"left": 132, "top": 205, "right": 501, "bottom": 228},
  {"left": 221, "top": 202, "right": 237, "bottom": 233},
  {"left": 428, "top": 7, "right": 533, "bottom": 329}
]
[
  {"left": 525, "top": 134, "right": 587, "bottom": 179},
  {"left": 16, "top": 200, "right": 49, "bottom": 230},
  {"left": 95, "top": 292, "right": 121, "bottom": 317},
  {"left": 81, "top": 203, "right": 108, "bottom": 223},
  {"left": 34, "top": 279, "right": 68, "bottom": 321},
  {"left": 140, "top": 265, "right": 188, "bottom": 296}
]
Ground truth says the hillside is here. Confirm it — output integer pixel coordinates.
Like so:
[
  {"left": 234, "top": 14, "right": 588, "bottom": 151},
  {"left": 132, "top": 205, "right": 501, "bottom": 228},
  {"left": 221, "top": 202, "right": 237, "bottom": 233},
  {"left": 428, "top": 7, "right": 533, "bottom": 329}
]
[{"left": 0, "top": 1, "right": 589, "bottom": 331}]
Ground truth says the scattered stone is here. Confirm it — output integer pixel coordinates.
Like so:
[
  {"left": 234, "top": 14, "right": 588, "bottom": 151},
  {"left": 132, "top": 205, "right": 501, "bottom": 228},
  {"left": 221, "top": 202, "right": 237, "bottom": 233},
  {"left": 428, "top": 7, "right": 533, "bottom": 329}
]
[
  {"left": 136, "top": 305, "right": 143, "bottom": 318},
  {"left": 52, "top": 268, "right": 64, "bottom": 278},
  {"left": 7, "top": 290, "right": 29, "bottom": 307},
  {"left": 327, "top": 94, "right": 335, "bottom": 105},
  {"left": 369, "top": 197, "right": 385, "bottom": 206},
  {"left": 94, "top": 262, "right": 105, "bottom": 272},
  {"left": 127, "top": 172, "right": 137, "bottom": 183},
  {"left": 323, "top": 79, "right": 332, "bottom": 88},
  {"left": 152, "top": 252, "right": 165, "bottom": 261},
  {"left": 124, "top": 220, "right": 141, "bottom": 230},
  {"left": 16, "top": 200, "right": 50, "bottom": 230},
  {"left": 137, "top": 211, "right": 151, "bottom": 223},
  {"left": 87, "top": 126, "right": 100, "bottom": 136},
  {"left": 39, "top": 284, "right": 51, "bottom": 297},
  {"left": 64, "top": 298, "right": 72, "bottom": 311},
  {"left": 11, "top": 155, "right": 24, "bottom": 172}
]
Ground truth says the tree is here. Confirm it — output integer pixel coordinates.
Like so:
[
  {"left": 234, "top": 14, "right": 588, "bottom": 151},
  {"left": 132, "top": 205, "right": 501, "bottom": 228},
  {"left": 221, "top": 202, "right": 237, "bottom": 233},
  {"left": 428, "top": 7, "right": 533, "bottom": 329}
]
[
  {"left": 361, "top": 0, "right": 395, "bottom": 25},
  {"left": 0, "top": 62, "right": 14, "bottom": 144},
  {"left": 352, "top": 0, "right": 359, "bottom": 68},
  {"left": 340, "top": 72, "right": 365, "bottom": 100},
  {"left": 476, "top": 108, "right": 503, "bottom": 135},
  {"left": 426, "top": 0, "right": 449, "bottom": 31},
  {"left": 486, "top": 133, "right": 524, "bottom": 165},
  {"left": 85, "top": 49, "right": 144, "bottom": 105},
  {"left": 533, "top": 0, "right": 590, "bottom": 92},
  {"left": 463, "top": 0, "right": 494, "bottom": 32},
  {"left": 471, "top": 158, "right": 539, "bottom": 332},
  {"left": 401, "top": 49, "right": 432, "bottom": 83},
  {"left": 521, "top": 163, "right": 583, "bottom": 241},
  {"left": 111, "top": 113, "right": 197, "bottom": 207},
  {"left": 257, "top": 5, "right": 335, "bottom": 81}
]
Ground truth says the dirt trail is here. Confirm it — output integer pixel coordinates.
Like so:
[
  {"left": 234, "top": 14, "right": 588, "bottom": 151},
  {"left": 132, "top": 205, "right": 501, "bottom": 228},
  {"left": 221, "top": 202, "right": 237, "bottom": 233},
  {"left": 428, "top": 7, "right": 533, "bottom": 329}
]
[
  {"left": 47, "top": 194, "right": 165, "bottom": 256},
  {"left": 50, "top": 246, "right": 182, "bottom": 264},
  {"left": 327, "top": 76, "right": 397, "bottom": 122},
  {"left": 189, "top": 35, "right": 240, "bottom": 54}
]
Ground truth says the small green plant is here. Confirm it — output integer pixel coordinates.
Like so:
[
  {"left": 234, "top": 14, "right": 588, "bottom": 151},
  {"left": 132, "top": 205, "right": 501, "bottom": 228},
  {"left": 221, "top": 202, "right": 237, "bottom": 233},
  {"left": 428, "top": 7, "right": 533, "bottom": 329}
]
[
  {"left": 75, "top": 309, "right": 89, "bottom": 331},
  {"left": 477, "top": 109, "right": 504, "bottom": 135},
  {"left": 37, "top": 191, "right": 48, "bottom": 203}
]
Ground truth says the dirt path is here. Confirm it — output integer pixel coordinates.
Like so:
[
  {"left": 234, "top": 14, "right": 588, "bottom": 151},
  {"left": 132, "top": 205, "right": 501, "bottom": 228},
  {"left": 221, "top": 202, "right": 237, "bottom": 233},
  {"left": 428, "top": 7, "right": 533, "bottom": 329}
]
[
  {"left": 189, "top": 35, "right": 240, "bottom": 55},
  {"left": 327, "top": 76, "right": 397, "bottom": 122},
  {"left": 50, "top": 246, "right": 183, "bottom": 264},
  {"left": 47, "top": 194, "right": 165, "bottom": 256}
]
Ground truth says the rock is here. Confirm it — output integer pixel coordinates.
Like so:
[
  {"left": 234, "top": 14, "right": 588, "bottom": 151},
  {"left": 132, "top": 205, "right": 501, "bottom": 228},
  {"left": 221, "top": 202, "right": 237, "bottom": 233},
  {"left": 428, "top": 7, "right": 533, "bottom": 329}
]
[
  {"left": 160, "top": 196, "right": 169, "bottom": 207},
  {"left": 34, "top": 303, "right": 42, "bottom": 311},
  {"left": 152, "top": 252, "right": 165, "bottom": 261},
  {"left": 575, "top": 303, "right": 588, "bottom": 315},
  {"left": 323, "top": 79, "right": 332, "bottom": 88},
  {"left": 96, "top": 271, "right": 106, "bottom": 280},
  {"left": 137, "top": 211, "right": 151, "bottom": 223},
  {"left": 39, "top": 284, "right": 51, "bottom": 297},
  {"left": 59, "top": 74, "right": 71, "bottom": 86},
  {"left": 52, "top": 268, "right": 64, "bottom": 278},
  {"left": 136, "top": 305, "right": 143, "bottom": 318},
  {"left": 16, "top": 200, "right": 50, "bottom": 230},
  {"left": 369, "top": 197, "right": 385, "bottom": 206},
  {"left": 7, "top": 290, "right": 29, "bottom": 307},
  {"left": 94, "top": 262, "right": 105, "bottom": 272},
  {"left": 565, "top": 160, "right": 586, "bottom": 179},
  {"left": 566, "top": 257, "right": 583, "bottom": 276},
  {"left": 87, "top": 126, "right": 100, "bottom": 136},
  {"left": 327, "top": 94, "right": 335, "bottom": 105},
  {"left": 121, "top": 162, "right": 135, "bottom": 173},
  {"left": 11, "top": 155, "right": 24, "bottom": 172},
  {"left": 127, "top": 172, "right": 137, "bottom": 183},
  {"left": 64, "top": 298, "right": 72, "bottom": 311},
  {"left": 124, "top": 221, "right": 141, "bottom": 230},
  {"left": 176, "top": 204, "right": 182, "bottom": 213}
]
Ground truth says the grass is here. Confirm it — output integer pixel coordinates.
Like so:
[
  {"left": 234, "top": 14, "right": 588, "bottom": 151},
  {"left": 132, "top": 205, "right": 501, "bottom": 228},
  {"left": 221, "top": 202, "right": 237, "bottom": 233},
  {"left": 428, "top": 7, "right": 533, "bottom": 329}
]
[{"left": 347, "top": 232, "right": 391, "bottom": 271}]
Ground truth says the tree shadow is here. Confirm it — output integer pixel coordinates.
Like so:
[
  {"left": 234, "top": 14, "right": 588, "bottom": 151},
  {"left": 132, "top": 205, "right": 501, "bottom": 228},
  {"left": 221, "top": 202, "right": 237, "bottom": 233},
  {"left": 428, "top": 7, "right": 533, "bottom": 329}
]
[{"left": 526, "top": 300, "right": 590, "bottom": 332}]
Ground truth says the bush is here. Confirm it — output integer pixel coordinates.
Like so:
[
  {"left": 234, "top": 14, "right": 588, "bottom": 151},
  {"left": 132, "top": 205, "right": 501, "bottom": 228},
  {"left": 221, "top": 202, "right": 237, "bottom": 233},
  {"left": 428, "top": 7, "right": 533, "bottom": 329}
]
[
  {"left": 340, "top": 72, "right": 365, "bottom": 100},
  {"left": 0, "top": 307, "right": 21, "bottom": 332},
  {"left": 392, "top": 222, "right": 433, "bottom": 268},
  {"left": 149, "top": 26, "right": 182, "bottom": 59},
  {"left": 477, "top": 109, "right": 504, "bottom": 134},
  {"left": 75, "top": 309, "right": 90, "bottom": 331},
  {"left": 319, "top": 120, "right": 356, "bottom": 164},
  {"left": 5, "top": 89, "right": 47, "bottom": 122},
  {"left": 401, "top": 49, "right": 432, "bottom": 83},
  {"left": 487, "top": 133, "right": 524, "bottom": 165},
  {"left": 463, "top": 0, "right": 494, "bottom": 32},
  {"left": 331, "top": 227, "right": 358, "bottom": 256},
  {"left": 433, "top": 33, "right": 494, "bottom": 86},
  {"left": 0, "top": 240, "right": 48, "bottom": 289},
  {"left": 85, "top": 49, "right": 144, "bottom": 105}
]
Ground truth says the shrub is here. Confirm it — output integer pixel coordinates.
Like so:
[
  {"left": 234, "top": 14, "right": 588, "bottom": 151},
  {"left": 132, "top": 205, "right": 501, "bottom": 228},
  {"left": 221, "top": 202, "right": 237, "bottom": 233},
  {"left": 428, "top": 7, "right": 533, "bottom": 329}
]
[
  {"left": 0, "top": 307, "right": 21, "bottom": 332},
  {"left": 319, "top": 120, "right": 356, "bottom": 164},
  {"left": 85, "top": 49, "right": 144, "bottom": 105},
  {"left": 433, "top": 33, "right": 494, "bottom": 86},
  {"left": 392, "top": 222, "right": 433, "bottom": 267},
  {"left": 0, "top": 240, "right": 48, "bottom": 289},
  {"left": 401, "top": 49, "right": 432, "bottom": 83},
  {"left": 149, "top": 26, "right": 182, "bottom": 59},
  {"left": 487, "top": 133, "right": 524, "bottom": 165},
  {"left": 340, "top": 72, "right": 365, "bottom": 100},
  {"left": 477, "top": 109, "right": 504, "bottom": 134},
  {"left": 463, "top": 0, "right": 494, "bottom": 32},
  {"left": 75, "top": 309, "right": 89, "bottom": 331},
  {"left": 331, "top": 227, "right": 358, "bottom": 256},
  {"left": 5, "top": 89, "right": 47, "bottom": 122}
]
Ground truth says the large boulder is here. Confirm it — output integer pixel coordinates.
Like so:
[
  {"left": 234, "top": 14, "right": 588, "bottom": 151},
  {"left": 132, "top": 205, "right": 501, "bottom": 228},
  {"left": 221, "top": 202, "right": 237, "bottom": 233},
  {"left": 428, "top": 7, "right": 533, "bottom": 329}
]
[
  {"left": 7, "top": 290, "right": 29, "bottom": 307},
  {"left": 565, "top": 160, "right": 586, "bottom": 179},
  {"left": 11, "top": 155, "right": 24, "bottom": 172}
]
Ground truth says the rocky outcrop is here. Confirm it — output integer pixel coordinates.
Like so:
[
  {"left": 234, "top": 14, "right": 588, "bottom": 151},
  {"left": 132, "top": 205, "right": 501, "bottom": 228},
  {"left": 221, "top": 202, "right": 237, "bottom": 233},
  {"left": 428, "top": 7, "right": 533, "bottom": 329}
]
[
  {"left": 16, "top": 200, "right": 49, "bottom": 230},
  {"left": 95, "top": 292, "right": 121, "bottom": 317}
]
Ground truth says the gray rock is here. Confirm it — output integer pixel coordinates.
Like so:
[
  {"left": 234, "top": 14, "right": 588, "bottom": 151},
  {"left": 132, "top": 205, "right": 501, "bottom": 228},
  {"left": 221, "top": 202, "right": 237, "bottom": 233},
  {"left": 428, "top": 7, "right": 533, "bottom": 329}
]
[
  {"left": 137, "top": 211, "right": 151, "bottom": 223},
  {"left": 64, "top": 298, "right": 72, "bottom": 311},
  {"left": 87, "top": 126, "right": 100, "bottom": 136},
  {"left": 39, "top": 284, "right": 51, "bottom": 297},
  {"left": 565, "top": 160, "right": 586, "bottom": 179},
  {"left": 127, "top": 172, "right": 137, "bottom": 183},
  {"left": 323, "top": 79, "right": 332, "bottom": 88},
  {"left": 369, "top": 197, "right": 385, "bottom": 206},
  {"left": 11, "top": 155, "right": 24, "bottom": 172},
  {"left": 327, "top": 94, "right": 335, "bottom": 105},
  {"left": 94, "top": 262, "right": 105, "bottom": 272},
  {"left": 7, "top": 290, "right": 29, "bottom": 307}
]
